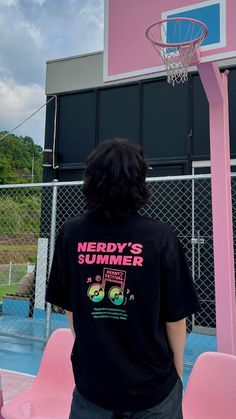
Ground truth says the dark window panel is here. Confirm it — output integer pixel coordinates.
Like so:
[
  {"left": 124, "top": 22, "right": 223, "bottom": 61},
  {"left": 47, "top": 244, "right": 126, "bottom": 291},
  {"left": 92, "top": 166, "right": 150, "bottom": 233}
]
[
  {"left": 57, "top": 170, "right": 83, "bottom": 182},
  {"left": 44, "top": 96, "right": 56, "bottom": 149},
  {"left": 192, "top": 74, "right": 210, "bottom": 159},
  {"left": 98, "top": 85, "right": 140, "bottom": 143},
  {"left": 147, "top": 163, "right": 186, "bottom": 177},
  {"left": 57, "top": 92, "right": 96, "bottom": 164},
  {"left": 142, "top": 80, "right": 189, "bottom": 160}
]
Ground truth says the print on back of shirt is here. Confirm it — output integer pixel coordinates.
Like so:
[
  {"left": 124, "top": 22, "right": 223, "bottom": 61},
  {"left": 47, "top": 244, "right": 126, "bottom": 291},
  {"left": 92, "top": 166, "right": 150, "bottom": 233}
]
[
  {"left": 77, "top": 241, "right": 143, "bottom": 321},
  {"left": 77, "top": 241, "right": 143, "bottom": 266},
  {"left": 88, "top": 267, "right": 126, "bottom": 305}
]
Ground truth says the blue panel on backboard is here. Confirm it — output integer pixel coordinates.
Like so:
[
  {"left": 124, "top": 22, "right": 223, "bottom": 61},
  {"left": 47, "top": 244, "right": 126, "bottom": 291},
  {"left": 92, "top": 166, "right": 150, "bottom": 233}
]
[{"left": 166, "top": 3, "right": 220, "bottom": 47}]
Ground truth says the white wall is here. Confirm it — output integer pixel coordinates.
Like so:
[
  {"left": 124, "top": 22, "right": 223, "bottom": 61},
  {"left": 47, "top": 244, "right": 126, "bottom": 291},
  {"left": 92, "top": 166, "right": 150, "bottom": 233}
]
[
  {"left": 45, "top": 51, "right": 165, "bottom": 95},
  {"left": 45, "top": 51, "right": 104, "bottom": 94}
]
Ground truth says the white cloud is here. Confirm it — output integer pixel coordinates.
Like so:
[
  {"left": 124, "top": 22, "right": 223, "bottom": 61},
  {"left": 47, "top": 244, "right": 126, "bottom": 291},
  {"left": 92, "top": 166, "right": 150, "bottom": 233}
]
[
  {"left": 0, "top": 0, "right": 17, "bottom": 6},
  {"left": 79, "top": 4, "right": 104, "bottom": 30},
  {"left": 0, "top": 13, "right": 44, "bottom": 85},
  {"left": 32, "top": 0, "right": 47, "bottom": 5},
  {"left": 0, "top": 79, "right": 46, "bottom": 145},
  {"left": 0, "top": 65, "right": 12, "bottom": 80},
  {"left": 20, "top": 21, "right": 42, "bottom": 47}
]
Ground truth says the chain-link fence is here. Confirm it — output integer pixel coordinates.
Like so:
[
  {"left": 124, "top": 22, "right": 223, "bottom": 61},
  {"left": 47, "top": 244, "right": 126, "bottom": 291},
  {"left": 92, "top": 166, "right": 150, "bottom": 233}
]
[
  {"left": 141, "top": 175, "right": 216, "bottom": 365},
  {"left": 0, "top": 175, "right": 235, "bottom": 363}
]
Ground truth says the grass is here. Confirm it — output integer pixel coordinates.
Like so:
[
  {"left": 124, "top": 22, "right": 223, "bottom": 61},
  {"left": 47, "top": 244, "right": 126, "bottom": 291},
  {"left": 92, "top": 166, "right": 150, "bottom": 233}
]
[
  {"left": 0, "top": 245, "right": 37, "bottom": 251},
  {"left": 0, "top": 267, "right": 26, "bottom": 283},
  {"left": 0, "top": 263, "right": 34, "bottom": 287},
  {"left": 0, "top": 285, "right": 17, "bottom": 303}
]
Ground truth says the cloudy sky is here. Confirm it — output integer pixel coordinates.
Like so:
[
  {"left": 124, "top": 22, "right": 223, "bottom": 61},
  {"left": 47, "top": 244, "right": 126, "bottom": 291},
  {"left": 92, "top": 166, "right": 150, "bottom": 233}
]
[{"left": 0, "top": 0, "right": 104, "bottom": 146}]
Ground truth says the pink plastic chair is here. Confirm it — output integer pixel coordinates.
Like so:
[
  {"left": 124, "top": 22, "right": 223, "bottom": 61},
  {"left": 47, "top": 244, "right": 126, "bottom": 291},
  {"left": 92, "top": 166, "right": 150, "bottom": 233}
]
[
  {"left": 1, "top": 328, "right": 75, "bottom": 419},
  {"left": 183, "top": 351, "right": 236, "bottom": 419}
]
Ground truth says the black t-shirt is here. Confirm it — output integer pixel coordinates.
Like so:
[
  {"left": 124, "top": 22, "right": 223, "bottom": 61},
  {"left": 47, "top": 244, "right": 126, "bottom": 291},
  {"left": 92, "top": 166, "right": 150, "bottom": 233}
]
[{"left": 46, "top": 212, "right": 200, "bottom": 411}]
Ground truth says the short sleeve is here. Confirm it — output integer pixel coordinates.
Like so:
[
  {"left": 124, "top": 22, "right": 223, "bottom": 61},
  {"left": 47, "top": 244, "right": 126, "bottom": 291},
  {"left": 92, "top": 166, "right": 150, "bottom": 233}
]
[
  {"left": 46, "top": 226, "right": 72, "bottom": 311},
  {"left": 160, "top": 228, "right": 200, "bottom": 322}
]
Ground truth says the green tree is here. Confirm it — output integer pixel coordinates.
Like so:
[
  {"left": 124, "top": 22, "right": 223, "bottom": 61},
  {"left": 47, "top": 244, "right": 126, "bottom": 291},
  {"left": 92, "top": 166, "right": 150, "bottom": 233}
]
[
  {"left": 0, "top": 154, "right": 15, "bottom": 184},
  {"left": 0, "top": 132, "right": 43, "bottom": 184}
]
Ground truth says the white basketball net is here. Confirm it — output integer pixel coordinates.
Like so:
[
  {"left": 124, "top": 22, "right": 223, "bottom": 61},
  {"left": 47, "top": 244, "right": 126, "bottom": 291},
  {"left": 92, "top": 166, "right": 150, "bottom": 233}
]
[{"left": 146, "top": 18, "right": 208, "bottom": 86}]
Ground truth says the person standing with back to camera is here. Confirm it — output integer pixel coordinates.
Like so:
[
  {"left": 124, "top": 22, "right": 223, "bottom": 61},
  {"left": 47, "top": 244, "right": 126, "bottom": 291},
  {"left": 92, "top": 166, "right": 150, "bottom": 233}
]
[{"left": 46, "top": 138, "right": 200, "bottom": 419}]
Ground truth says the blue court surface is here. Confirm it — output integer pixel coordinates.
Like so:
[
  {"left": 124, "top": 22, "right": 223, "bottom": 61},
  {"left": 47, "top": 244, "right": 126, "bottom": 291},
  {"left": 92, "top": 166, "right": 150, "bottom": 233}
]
[{"left": 0, "top": 313, "right": 216, "bottom": 391}]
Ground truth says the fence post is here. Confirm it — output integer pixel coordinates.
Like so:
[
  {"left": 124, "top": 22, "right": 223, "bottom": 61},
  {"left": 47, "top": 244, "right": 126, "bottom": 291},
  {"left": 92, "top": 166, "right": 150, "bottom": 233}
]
[
  {"left": 8, "top": 262, "right": 12, "bottom": 286},
  {"left": 191, "top": 176, "right": 195, "bottom": 330},
  {"left": 45, "top": 179, "right": 58, "bottom": 341}
]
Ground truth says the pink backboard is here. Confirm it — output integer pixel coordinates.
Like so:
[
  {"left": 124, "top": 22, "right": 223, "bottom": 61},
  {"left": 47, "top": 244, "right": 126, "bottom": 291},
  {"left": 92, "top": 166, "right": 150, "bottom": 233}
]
[{"left": 104, "top": 0, "right": 236, "bottom": 82}]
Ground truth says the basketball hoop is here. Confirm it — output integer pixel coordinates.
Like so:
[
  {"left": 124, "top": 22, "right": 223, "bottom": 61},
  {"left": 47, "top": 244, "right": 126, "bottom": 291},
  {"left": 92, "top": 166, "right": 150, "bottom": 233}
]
[{"left": 145, "top": 17, "right": 208, "bottom": 85}]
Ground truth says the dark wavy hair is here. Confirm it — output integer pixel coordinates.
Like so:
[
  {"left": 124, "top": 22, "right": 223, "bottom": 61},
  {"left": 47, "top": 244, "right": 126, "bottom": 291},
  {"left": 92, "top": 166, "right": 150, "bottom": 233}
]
[{"left": 83, "top": 138, "right": 150, "bottom": 218}]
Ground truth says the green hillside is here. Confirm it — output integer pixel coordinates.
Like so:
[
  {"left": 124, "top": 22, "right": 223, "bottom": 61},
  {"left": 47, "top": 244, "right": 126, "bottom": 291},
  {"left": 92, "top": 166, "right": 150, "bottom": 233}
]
[{"left": 0, "top": 132, "right": 43, "bottom": 184}]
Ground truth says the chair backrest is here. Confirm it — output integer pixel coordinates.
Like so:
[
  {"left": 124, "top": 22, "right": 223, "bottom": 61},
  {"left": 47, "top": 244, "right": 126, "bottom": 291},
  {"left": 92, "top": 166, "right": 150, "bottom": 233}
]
[
  {"left": 32, "top": 328, "right": 75, "bottom": 394},
  {"left": 183, "top": 351, "right": 236, "bottom": 419}
]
